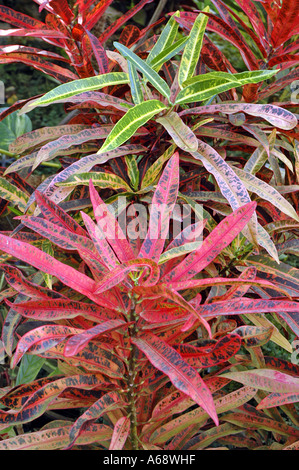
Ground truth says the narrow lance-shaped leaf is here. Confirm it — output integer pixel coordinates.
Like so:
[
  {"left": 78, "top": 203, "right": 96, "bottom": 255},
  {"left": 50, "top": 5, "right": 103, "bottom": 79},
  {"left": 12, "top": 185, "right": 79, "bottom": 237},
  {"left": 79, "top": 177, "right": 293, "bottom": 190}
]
[
  {"left": 20, "top": 72, "right": 129, "bottom": 113},
  {"left": 12, "top": 324, "right": 83, "bottom": 367},
  {"left": 0, "top": 176, "right": 29, "bottom": 211},
  {"left": 233, "top": 166, "right": 299, "bottom": 222},
  {"left": 178, "top": 8, "right": 209, "bottom": 88},
  {"left": 98, "top": 100, "right": 167, "bottom": 155},
  {"left": 89, "top": 180, "right": 135, "bottom": 262},
  {"left": 163, "top": 202, "right": 256, "bottom": 283},
  {"left": 66, "top": 391, "right": 125, "bottom": 449},
  {"left": 157, "top": 111, "right": 198, "bottom": 152},
  {"left": 109, "top": 417, "right": 130, "bottom": 450},
  {"left": 56, "top": 171, "right": 132, "bottom": 192},
  {"left": 63, "top": 319, "right": 127, "bottom": 357},
  {"left": 139, "top": 152, "right": 180, "bottom": 263},
  {"left": 146, "top": 11, "right": 180, "bottom": 65},
  {"left": 221, "top": 369, "right": 299, "bottom": 394},
  {"left": 127, "top": 61, "right": 144, "bottom": 105},
  {"left": 132, "top": 332, "right": 218, "bottom": 425},
  {"left": 114, "top": 42, "right": 171, "bottom": 101}
]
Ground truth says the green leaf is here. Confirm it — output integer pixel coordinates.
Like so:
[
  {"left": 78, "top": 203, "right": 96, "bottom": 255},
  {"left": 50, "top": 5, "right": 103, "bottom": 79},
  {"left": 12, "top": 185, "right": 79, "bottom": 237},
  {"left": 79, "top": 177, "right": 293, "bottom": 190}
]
[
  {"left": 114, "top": 42, "right": 171, "bottom": 101},
  {"left": 146, "top": 11, "right": 180, "bottom": 65},
  {"left": 15, "top": 354, "right": 46, "bottom": 386},
  {"left": 150, "top": 37, "right": 189, "bottom": 72},
  {"left": 178, "top": 7, "right": 209, "bottom": 88},
  {"left": 56, "top": 171, "right": 132, "bottom": 192},
  {"left": 125, "top": 155, "right": 139, "bottom": 191},
  {"left": 176, "top": 75, "right": 241, "bottom": 105},
  {"left": 0, "top": 110, "right": 32, "bottom": 151},
  {"left": 0, "top": 176, "right": 29, "bottom": 211},
  {"left": 20, "top": 72, "right": 130, "bottom": 112},
  {"left": 128, "top": 61, "right": 144, "bottom": 105},
  {"left": 98, "top": 100, "right": 167, "bottom": 154}
]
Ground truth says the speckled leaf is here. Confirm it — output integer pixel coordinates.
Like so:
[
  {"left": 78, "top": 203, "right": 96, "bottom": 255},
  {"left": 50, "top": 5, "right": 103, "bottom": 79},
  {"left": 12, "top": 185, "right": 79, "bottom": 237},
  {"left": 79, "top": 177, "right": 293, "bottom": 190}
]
[
  {"left": 163, "top": 201, "right": 256, "bottom": 282},
  {"left": 157, "top": 112, "right": 198, "bottom": 152},
  {"left": 95, "top": 259, "right": 160, "bottom": 294},
  {"left": 9, "top": 124, "right": 88, "bottom": 154},
  {"left": 233, "top": 167, "right": 299, "bottom": 222},
  {"left": 132, "top": 332, "right": 218, "bottom": 425},
  {"left": 32, "top": 126, "right": 112, "bottom": 169},
  {"left": 0, "top": 176, "right": 29, "bottom": 211},
  {"left": 12, "top": 325, "right": 82, "bottom": 367},
  {"left": 0, "top": 375, "right": 105, "bottom": 430},
  {"left": 5, "top": 298, "right": 120, "bottom": 322},
  {"left": 0, "top": 422, "right": 113, "bottom": 450},
  {"left": 64, "top": 319, "right": 127, "bottom": 356},
  {"left": 98, "top": 100, "right": 167, "bottom": 154},
  {"left": 35, "top": 190, "right": 87, "bottom": 237},
  {"left": 109, "top": 417, "right": 130, "bottom": 450},
  {"left": 56, "top": 171, "right": 131, "bottom": 192},
  {"left": 139, "top": 152, "right": 179, "bottom": 262},
  {"left": 20, "top": 72, "right": 129, "bottom": 113},
  {"left": 149, "top": 386, "right": 257, "bottom": 444},
  {"left": 257, "top": 392, "right": 299, "bottom": 410},
  {"left": 89, "top": 180, "right": 135, "bottom": 263},
  {"left": 180, "top": 103, "right": 298, "bottom": 131},
  {"left": 178, "top": 8, "right": 209, "bottom": 88},
  {"left": 66, "top": 391, "right": 125, "bottom": 449},
  {"left": 222, "top": 369, "right": 299, "bottom": 394}
]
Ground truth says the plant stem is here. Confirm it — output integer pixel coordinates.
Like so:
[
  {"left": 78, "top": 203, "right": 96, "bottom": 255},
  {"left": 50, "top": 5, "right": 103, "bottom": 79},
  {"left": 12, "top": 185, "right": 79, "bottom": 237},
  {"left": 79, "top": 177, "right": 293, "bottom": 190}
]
[{"left": 127, "top": 296, "right": 139, "bottom": 450}]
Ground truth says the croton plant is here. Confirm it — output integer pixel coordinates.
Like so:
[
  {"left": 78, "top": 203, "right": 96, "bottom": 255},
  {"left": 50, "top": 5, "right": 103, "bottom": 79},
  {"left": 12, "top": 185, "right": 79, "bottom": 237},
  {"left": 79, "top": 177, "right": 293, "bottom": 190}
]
[{"left": 0, "top": 0, "right": 298, "bottom": 451}]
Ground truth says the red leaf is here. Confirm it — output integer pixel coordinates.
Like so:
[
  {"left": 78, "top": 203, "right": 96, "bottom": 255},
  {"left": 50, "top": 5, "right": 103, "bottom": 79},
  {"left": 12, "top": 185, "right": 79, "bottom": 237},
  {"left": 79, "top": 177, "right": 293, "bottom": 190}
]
[
  {"left": 176, "top": 334, "right": 242, "bottom": 368},
  {"left": 94, "top": 259, "right": 160, "bottom": 294},
  {"left": 271, "top": 0, "right": 299, "bottom": 46},
  {"left": 97, "top": 0, "right": 153, "bottom": 44},
  {"left": 5, "top": 298, "right": 120, "bottom": 322},
  {"left": 0, "top": 53, "right": 77, "bottom": 83},
  {"left": 139, "top": 152, "right": 180, "bottom": 263},
  {"left": 119, "top": 25, "right": 141, "bottom": 47},
  {"left": 84, "top": 0, "right": 114, "bottom": 30},
  {"left": 163, "top": 202, "right": 256, "bottom": 282},
  {"left": 89, "top": 180, "right": 135, "bottom": 262},
  {"left": 35, "top": 190, "right": 87, "bottom": 237},
  {"left": 1, "top": 265, "right": 64, "bottom": 300},
  {"left": 0, "top": 5, "right": 46, "bottom": 29},
  {"left": 132, "top": 332, "right": 218, "bottom": 425},
  {"left": 83, "top": 28, "right": 109, "bottom": 75},
  {"left": 12, "top": 324, "right": 82, "bottom": 367},
  {"left": 48, "top": 0, "right": 74, "bottom": 24},
  {"left": 66, "top": 391, "right": 125, "bottom": 449},
  {"left": 109, "top": 417, "right": 130, "bottom": 450},
  {"left": 63, "top": 319, "right": 127, "bottom": 356}
]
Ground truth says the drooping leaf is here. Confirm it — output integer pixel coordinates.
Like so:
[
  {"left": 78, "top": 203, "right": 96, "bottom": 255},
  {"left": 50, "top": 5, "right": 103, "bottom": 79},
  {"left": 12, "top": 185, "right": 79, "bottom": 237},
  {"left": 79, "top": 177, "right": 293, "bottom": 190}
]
[
  {"left": 63, "top": 320, "right": 127, "bottom": 356},
  {"left": 20, "top": 72, "right": 129, "bottom": 113},
  {"left": 66, "top": 391, "right": 125, "bottom": 449},
  {"left": 132, "top": 332, "right": 218, "bottom": 425},
  {"left": 221, "top": 369, "right": 299, "bottom": 394},
  {"left": 56, "top": 171, "right": 132, "bottom": 192},
  {"left": 0, "top": 176, "right": 29, "bottom": 211},
  {"left": 157, "top": 112, "right": 198, "bottom": 152},
  {"left": 0, "top": 422, "right": 113, "bottom": 450}
]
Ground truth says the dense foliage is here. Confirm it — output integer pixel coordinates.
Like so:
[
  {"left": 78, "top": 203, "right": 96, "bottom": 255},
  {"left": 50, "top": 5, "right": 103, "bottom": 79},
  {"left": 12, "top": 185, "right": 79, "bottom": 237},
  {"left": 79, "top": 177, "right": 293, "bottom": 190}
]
[{"left": 0, "top": 0, "right": 298, "bottom": 450}]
